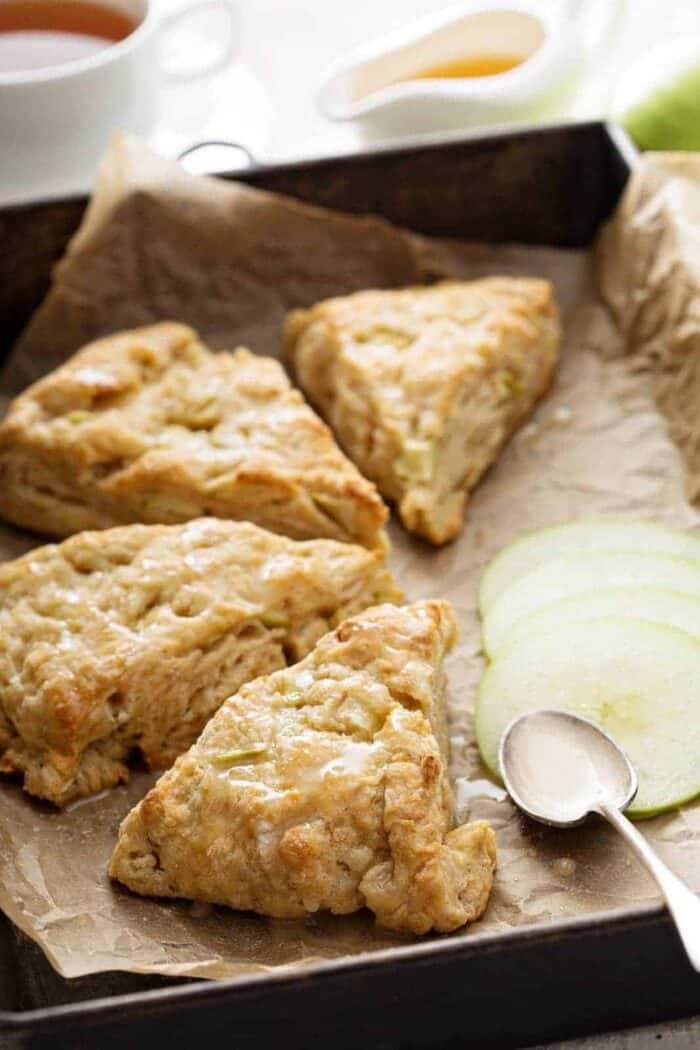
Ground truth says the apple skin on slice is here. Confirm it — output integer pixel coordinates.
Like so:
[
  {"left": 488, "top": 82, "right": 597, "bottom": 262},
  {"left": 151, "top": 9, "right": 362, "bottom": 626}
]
[
  {"left": 482, "top": 551, "right": 700, "bottom": 657},
  {"left": 479, "top": 520, "right": 700, "bottom": 615},
  {"left": 476, "top": 617, "right": 700, "bottom": 818},
  {"left": 494, "top": 586, "right": 700, "bottom": 656}
]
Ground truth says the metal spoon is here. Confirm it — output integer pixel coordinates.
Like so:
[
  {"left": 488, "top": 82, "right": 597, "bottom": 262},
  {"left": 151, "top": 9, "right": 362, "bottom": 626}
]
[{"left": 499, "top": 709, "right": 700, "bottom": 972}]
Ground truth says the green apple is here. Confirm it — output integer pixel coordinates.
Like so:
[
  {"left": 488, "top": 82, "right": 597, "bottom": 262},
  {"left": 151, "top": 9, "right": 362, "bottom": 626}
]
[
  {"left": 476, "top": 617, "right": 700, "bottom": 817},
  {"left": 479, "top": 519, "right": 700, "bottom": 615},
  {"left": 494, "top": 586, "right": 700, "bottom": 656},
  {"left": 613, "top": 38, "right": 700, "bottom": 152},
  {"left": 482, "top": 551, "right": 700, "bottom": 657}
]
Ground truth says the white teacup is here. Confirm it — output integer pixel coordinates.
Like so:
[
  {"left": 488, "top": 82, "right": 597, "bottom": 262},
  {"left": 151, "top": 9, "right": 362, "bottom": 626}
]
[{"left": 0, "top": 0, "right": 237, "bottom": 199}]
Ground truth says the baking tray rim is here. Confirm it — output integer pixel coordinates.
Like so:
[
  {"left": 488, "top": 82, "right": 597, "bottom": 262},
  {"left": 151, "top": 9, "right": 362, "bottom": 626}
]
[
  {"left": 0, "top": 116, "right": 638, "bottom": 214},
  {"left": 0, "top": 896, "right": 668, "bottom": 1033},
  {"left": 0, "top": 117, "right": 657, "bottom": 1034}
]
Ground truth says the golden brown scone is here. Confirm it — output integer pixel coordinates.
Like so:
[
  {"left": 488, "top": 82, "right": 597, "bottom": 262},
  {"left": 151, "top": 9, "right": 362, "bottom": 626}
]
[
  {"left": 284, "top": 278, "right": 561, "bottom": 544},
  {"left": 0, "top": 322, "right": 388, "bottom": 548},
  {"left": 110, "top": 601, "right": 496, "bottom": 935},
  {"left": 0, "top": 518, "right": 401, "bottom": 806}
]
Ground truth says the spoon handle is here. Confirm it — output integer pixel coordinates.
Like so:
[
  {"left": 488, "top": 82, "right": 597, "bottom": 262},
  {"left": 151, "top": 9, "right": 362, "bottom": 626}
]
[{"left": 600, "top": 802, "right": 700, "bottom": 972}]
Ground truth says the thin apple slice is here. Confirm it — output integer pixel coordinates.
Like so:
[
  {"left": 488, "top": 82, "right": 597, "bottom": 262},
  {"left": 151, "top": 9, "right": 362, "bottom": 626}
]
[
  {"left": 482, "top": 551, "right": 700, "bottom": 657},
  {"left": 496, "top": 586, "right": 700, "bottom": 655},
  {"left": 476, "top": 617, "right": 700, "bottom": 817},
  {"left": 479, "top": 519, "right": 700, "bottom": 614}
]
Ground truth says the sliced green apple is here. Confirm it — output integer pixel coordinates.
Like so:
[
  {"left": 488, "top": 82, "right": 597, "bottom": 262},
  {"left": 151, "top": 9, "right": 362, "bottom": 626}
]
[
  {"left": 479, "top": 520, "right": 700, "bottom": 615},
  {"left": 495, "top": 586, "right": 700, "bottom": 656},
  {"left": 476, "top": 617, "right": 700, "bottom": 817},
  {"left": 482, "top": 551, "right": 700, "bottom": 657}
]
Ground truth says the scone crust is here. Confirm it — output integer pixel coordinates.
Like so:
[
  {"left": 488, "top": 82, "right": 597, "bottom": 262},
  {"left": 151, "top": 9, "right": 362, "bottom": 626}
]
[
  {"left": 0, "top": 518, "right": 400, "bottom": 805},
  {"left": 284, "top": 278, "right": 561, "bottom": 544},
  {"left": 110, "top": 601, "right": 496, "bottom": 935},
  {"left": 0, "top": 323, "right": 388, "bottom": 548}
]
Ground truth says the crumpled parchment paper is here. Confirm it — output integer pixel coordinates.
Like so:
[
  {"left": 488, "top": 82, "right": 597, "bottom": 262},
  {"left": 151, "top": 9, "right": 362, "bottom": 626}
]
[
  {"left": 0, "top": 139, "right": 698, "bottom": 980},
  {"left": 596, "top": 152, "right": 700, "bottom": 500}
]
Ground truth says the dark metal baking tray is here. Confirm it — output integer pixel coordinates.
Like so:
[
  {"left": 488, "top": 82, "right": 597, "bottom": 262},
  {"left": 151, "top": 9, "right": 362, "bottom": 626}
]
[{"left": 0, "top": 120, "right": 698, "bottom": 1050}]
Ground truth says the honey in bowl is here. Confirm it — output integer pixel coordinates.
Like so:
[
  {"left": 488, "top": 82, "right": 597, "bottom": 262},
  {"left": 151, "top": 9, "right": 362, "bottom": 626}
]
[
  {"left": 0, "top": 0, "right": 136, "bottom": 73},
  {"left": 409, "top": 54, "right": 524, "bottom": 80}
]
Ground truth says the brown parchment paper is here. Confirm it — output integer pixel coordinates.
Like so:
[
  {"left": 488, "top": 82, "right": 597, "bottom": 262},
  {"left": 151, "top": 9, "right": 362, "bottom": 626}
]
[{"left": 1, "top": 138, "right": 699, "bottom": 980}]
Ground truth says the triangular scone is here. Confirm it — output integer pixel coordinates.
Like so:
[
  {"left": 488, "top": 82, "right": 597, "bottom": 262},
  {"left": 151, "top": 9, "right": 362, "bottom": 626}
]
[
  {"left": 0, "top": 519, "right": 400, "bottom": 806},
  {"left": 0, "top": 323, "right": 388, "bottom": 548},
  {"left": 284, "top": 278, "right": 561, "bottom": 544},
  {"left": 110, "top": 601, "right": 496, "bottom": 935}
]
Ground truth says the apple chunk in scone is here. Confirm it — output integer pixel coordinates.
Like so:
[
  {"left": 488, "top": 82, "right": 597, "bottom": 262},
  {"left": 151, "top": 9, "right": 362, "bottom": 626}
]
[
  {"left": 284, "top": 278, "right": 561, "bottom": 545},
  {"left": 110, "top": 601, "right": 496, "bottom": 935}
]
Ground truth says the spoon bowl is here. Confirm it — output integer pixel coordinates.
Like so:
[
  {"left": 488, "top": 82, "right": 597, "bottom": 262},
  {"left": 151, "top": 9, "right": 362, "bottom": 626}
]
[{"left": 499, "top": 709, "right": 637, "bottom": 827}]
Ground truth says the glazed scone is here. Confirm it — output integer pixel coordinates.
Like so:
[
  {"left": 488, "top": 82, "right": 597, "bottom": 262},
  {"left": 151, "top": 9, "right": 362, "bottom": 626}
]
[
  {"left": 284, "top": 278, "right": 561, "bottom": 544},
  {"left": 0, "top": 518, "right": 401, "bottom": 806},
  {"left": 110, "top": 601, "right": 497, "bottom": 935},
  {"left": 0, "top": 322, "right": 388, "bottom": 548}
]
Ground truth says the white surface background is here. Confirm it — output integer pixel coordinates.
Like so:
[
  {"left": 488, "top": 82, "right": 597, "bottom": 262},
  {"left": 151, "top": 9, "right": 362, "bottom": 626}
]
[
  {"left": 9, "top": 0, "right": 700, "bottom": 200},
  {"left": 535, "top": 1017, "right": 700, "bottom": 1050},
  {"left": 155, "top": 0, "right": 700, "bottom": 170}
]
